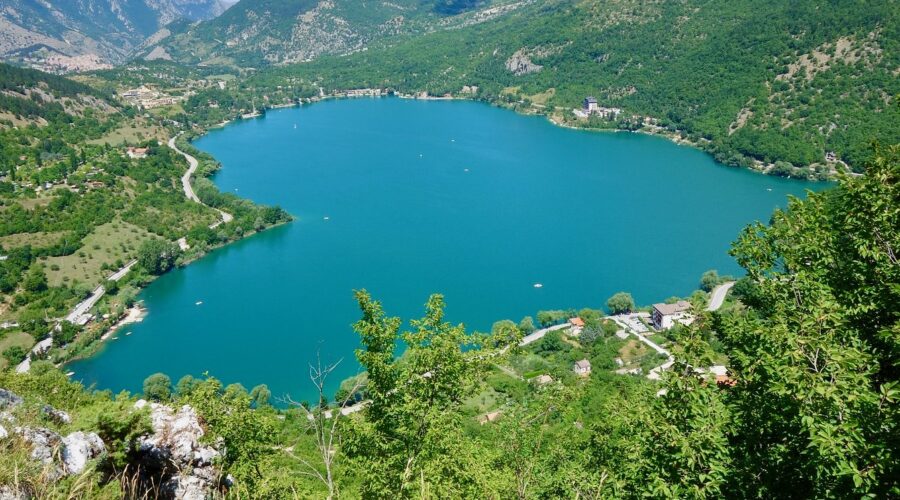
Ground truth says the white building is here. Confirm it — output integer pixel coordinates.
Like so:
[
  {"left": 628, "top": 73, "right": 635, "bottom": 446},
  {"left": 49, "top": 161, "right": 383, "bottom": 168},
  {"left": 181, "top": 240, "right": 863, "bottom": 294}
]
[
  {"left": 651, "top": 301, "right": 694, "bottom": 330},
  {"left": 573, "top": 359, "right": 592, "bottom": 377}
]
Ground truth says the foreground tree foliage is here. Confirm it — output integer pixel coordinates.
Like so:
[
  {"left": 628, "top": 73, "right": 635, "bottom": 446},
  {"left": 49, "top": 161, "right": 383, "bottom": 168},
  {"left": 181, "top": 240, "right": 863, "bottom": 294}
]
[
  {"left": 344, "top": 291, "right": 501, "bottom": 498},
  {"left": 719, "top": 144, "right": 900, "bottom": 496}
]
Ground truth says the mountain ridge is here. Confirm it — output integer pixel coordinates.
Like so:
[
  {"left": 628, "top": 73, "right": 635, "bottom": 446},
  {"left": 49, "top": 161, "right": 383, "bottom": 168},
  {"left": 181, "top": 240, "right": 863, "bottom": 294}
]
[{"left": 0, "top": 0, "right": 236, "bottom": 72}]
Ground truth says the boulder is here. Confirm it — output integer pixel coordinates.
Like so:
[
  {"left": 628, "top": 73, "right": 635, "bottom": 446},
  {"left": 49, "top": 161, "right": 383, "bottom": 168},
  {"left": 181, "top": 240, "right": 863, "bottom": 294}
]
[
  {"left": 62, "top": 431, "right": 105, "bottom": 474},
  {"left": 0, "top": 388, "right": 23, "bottom": 409},
  {"left": 16, "top": 426, "right": 61, "bottom": 464},
  {"left": 0, "top": 424, "right": 7, "bottom": 439},
  {"left": 42, "top": 404, "right": 72, "bottom": 425}
]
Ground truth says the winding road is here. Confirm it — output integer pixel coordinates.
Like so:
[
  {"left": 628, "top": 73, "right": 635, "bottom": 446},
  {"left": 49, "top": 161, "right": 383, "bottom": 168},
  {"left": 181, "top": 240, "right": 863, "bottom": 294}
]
[
  {"left": 16, "top": 136, "right": 235, "bottom": 374},
  {"left": 706, "top": 281, "right": 736, "bottom": 311},
  {"left": 167, "top": 134, "right": 233, "bottom": 227}
]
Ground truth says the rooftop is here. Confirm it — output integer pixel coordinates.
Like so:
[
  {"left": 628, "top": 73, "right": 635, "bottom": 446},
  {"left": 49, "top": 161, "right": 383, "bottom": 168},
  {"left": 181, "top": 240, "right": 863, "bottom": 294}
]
[
  {"left": 653, "top": 300, "right": 692, "bottom": 316},
  {"left": 574, "top": 359, "right": 591, "bottom": 369},
  {"left": 569, "top": 317, "right": 585, "bottom": 327}
]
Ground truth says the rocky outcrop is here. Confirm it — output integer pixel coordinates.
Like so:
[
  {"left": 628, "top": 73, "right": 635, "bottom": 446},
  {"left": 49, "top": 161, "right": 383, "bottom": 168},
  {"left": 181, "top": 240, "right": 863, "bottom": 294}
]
[
  {"left": 134, "top": 399, "right": 224, "bottom": 499},
  {"left": 0, "top": 387, "right": 223, "bottom": 498},
  {"left": 506, "top": 49, "right": 543, "bottom": 75},
  {"left": 61, "top": 431, "right": 106, "bottom": 475}
]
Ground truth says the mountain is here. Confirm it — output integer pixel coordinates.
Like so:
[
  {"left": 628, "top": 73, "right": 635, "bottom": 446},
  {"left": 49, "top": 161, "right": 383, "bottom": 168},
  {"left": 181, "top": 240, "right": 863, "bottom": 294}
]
[
  {"left": 140, "top": 0, "right": 503, "bottom": 67},
  {"left": 0, "top": 0, "right": 235, "bottom": 72}
]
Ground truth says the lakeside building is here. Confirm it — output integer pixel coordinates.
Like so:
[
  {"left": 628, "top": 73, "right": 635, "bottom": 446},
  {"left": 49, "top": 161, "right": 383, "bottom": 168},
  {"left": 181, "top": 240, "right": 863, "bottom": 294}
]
[
  {"left": 574, "top": 96, "right": 623, "bottom": 120},
  {"left": 574, "top": 359, "right": 592, "bottom": 377},
  {"left": 651, "top": 301, "right": 694, "bottom": 330},
  {"left": 568, "top": 316, "right": 585, "bottom": 336}
]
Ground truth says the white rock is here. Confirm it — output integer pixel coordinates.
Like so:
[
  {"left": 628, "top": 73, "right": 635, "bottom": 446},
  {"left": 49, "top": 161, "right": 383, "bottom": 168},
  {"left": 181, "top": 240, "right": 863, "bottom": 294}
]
[
  {"left": 164, "top": 474, "right": 211, "bottom": 500},
  {"left": 16, "top": 426, "right": 61, "bottom": 464},
  {"left": 0, "top": 424, "right": 7, "bottom": 439},
  {"left": 62, "top": 431, "right": 106, "bottom": 475}
]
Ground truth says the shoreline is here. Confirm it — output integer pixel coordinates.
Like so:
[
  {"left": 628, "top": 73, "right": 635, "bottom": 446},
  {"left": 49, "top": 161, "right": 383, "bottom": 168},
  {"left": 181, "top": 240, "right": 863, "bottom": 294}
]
[
  {"left": 100, "top": 305, "right": 145, "bottom": 341},
  {"left": 229, "top": 90, "right": 836, "bottom": 182}
]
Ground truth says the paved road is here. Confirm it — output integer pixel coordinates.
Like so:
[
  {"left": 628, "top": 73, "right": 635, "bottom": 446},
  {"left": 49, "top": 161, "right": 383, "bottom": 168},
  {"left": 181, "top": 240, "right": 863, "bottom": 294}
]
[
  {"left": 606, "top": 313, "right": 673, "bottom": 380},
  {"left": 169, "top": 135, "right": 200, "bottom": 203},
  {"left": 519, "top": 323, "right": 571, "bottom": 346},
  {"left": 706, "top": 281, "right": 736, "bottom": 311},
  {"left": 16, "top": 259, "right": 138, "bottom": 373},
  {"left": 168, "top": 134, "right": 233, "bottom": 228}
]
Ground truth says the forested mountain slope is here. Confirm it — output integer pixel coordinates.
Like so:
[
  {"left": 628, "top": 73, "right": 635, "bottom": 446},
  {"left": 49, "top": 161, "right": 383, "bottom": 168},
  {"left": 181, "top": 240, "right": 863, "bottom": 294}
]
[
  {"left": 140, "top": 0, "right": 521, "bottom": 67},
  {"left": 0, "top": 0, "right": 235, "bottom": 71},
  {"left": 267, "top": 0, "right": 898, "bottom": 171}
]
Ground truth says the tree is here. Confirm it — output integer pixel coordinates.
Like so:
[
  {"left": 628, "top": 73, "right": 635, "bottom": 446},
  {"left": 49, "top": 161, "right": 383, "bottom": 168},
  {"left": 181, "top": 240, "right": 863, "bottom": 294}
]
[
  {"left": 249, "top": 384, "right": 271, "bottom": 408},
  {"left": 176, "top": 374, "right": 198, "bottom": 396},
  {"left": 286, "top": 355, "right": 363, "bottom": 499},
  {"left": 22, "top": 264, "right": 47, "bottom": 293},
  {"left": 344, "top": 290, "right": 497, "bottom": 497},
  {"left": 142, "top": 373, "right": 172, "bottom": 401},
  {"left": 137, "top": 239, "right": 180, "bottom": 275},
  {"left": 700, "top": 270, "right": 721, "bottom": 292},
  {"left": 52, "top": 320, "right": 78, "bottom": 347},
  {"left": 606, "top": 292, "right": 635, "bottom": 314},
  {"left": 491, "top": 319, "right": 522, "bottom": 347},
  {"left": 720, "top": 144, "right": 900, "bottom": 496},
  {"left": 2, "top": 345, "right": 26, "bottom": 366},
  {"left": 518, "top": 316, "right": 536, "bottom": 335}
]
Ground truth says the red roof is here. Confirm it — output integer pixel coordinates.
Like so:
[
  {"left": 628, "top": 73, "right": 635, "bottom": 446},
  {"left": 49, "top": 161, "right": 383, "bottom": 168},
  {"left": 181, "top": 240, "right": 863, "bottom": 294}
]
[{"left": 569, "top": 317, "right": 585, "bottom": 327}]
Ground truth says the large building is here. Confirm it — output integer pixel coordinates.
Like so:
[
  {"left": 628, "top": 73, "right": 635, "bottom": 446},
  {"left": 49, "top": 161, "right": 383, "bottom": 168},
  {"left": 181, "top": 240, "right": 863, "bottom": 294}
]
[
  {"left": 583, "top": 96, "right": 599, "bottom": 112},
  {"left": 651, "top": 301, "right": 693, "bottom": 330}
]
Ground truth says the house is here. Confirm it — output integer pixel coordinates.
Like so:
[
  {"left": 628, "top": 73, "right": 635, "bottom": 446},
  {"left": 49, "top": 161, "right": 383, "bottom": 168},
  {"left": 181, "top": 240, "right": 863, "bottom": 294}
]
[
  {"left": 568, "top": 316, "right": 585, "bottom": 335},
  {"left": 825, "top": 151, "right": 837, "bottom": 162},
  {"left": 573, "top": 359, "right": 592, "bottom": 377},
  {"left": 583, "top": 96, "right": 599, "bottom": 113},
  {"left": 534, "top": 374, "right": 553, "bottom": 386},
  {"left": 126, "top": 147, "right": 149, "bottom": 159},
  {"left": 651, "top": 301, "right": 693, "bottom": 330}
]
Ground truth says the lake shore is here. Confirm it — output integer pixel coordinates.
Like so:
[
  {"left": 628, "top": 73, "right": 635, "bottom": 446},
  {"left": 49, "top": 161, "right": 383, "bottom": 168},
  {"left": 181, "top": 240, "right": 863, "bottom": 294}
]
[{"left": 229, "top": 91, "right": 836, "bottom": 181}]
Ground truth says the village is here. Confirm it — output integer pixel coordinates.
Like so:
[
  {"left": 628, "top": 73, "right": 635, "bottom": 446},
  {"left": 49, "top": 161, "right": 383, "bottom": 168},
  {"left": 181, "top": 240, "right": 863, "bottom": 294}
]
[{"left": 474, "top": 281, "right": 737, "bottom": 425}]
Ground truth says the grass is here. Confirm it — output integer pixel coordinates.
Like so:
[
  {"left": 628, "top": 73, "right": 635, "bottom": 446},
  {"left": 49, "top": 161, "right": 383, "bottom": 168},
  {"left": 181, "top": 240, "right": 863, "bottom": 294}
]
[
  {"left": 87, "top": 123, "right": 165, "bottom": 146},
  {"left": 0, "top": 331, "right": 34, "bottom": 370},
  {"left": 17, "top": 197, "right": 54, "bottom": 210},
  {"left": 463, "top": 386, "right": 503, "bottom": 415},
  {"left": 618, "top": 339, "right": 650, "bottom": 365},
  {"left": 44, "top": 220, "right": 154, "bottom": 288},
  {"left": 0, "top": 231, "right": 69, "bottom": 250}
]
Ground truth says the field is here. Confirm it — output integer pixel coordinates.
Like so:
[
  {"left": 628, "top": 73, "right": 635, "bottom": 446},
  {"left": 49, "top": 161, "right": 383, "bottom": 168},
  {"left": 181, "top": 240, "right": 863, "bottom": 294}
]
[
  {"left": 87, "top": 122, "right": 165, "bottom": 146},
  {"left": 0, "top": 230, "right": 68, "bottom": 250},
  {"left": 43, "top": 219, "right": 155, "bottom": 287},
  {"left": 0, "top": 331, "right": 34, "bottom": 371}
]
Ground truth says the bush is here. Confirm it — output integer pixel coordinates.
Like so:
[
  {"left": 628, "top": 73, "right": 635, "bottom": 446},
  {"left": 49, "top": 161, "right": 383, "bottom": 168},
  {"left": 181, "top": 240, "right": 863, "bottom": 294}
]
[
  {"left": 606, "top": 292, "right": 635, "bottom": 314},
  {"left": 2, "top": 345, "right": 27, "bottom": 366},
  {"left": 142, "top": 373, "right": 172, "bottom": 401}
]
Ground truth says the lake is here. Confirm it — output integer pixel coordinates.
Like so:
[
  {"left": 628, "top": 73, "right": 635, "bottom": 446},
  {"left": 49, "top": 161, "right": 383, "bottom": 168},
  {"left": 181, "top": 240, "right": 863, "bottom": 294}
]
[{"left": 68, "top": 98, "right": 820, "bottom": 403}]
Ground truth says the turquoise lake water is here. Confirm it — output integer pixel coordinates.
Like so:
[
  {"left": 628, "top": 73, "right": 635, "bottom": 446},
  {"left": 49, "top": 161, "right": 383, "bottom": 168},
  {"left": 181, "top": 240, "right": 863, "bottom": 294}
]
[{"left": 68, "top": 98, "right": 820, "bottom": 402}]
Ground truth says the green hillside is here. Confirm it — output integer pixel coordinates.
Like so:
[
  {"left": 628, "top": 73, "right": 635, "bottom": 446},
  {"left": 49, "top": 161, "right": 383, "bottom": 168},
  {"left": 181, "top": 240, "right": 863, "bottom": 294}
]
[{"left": 262, "top": 0, "right": 898, "bottom": 172}]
